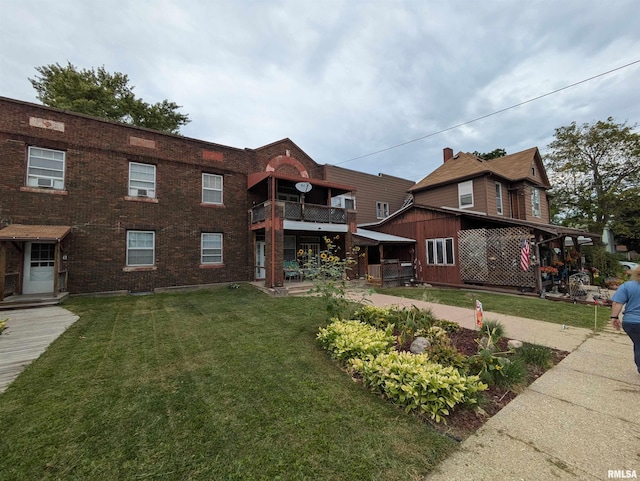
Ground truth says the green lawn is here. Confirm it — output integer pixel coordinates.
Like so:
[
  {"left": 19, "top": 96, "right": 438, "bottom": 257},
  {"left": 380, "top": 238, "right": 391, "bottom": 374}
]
[
  {"left": 378, "top": 287, "right": 611, "bottom": 329},
  {"left": 0, "top": 285, "right": 455, "bottom": 481}
]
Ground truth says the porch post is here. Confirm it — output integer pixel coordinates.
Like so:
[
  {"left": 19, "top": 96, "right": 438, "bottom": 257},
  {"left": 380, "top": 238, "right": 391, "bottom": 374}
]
[
  {"left": 53, "top": 240, "right": 60, "bottom": 295},
  {"left": 0, "top": 242, "right": 6, "bottom": 301},
  {"left": 534, "top": 241, "right": 542, "bottom": 293}
]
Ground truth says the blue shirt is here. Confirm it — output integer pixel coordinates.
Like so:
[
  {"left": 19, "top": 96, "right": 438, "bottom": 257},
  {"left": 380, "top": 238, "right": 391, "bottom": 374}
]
[{"left": 611, "top": 280, "right": 640, "bottom": 324}]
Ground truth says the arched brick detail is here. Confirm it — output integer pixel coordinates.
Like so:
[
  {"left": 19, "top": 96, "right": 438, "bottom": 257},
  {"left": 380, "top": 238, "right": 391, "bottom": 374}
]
[{"left": 265, "top": 155, "right": 309, "bottom": 178}]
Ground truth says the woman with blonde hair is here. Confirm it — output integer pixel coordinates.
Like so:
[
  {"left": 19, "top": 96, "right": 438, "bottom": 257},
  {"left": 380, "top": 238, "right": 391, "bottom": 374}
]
[{"left": 611, "top": 266, "right": 640, "bottom": 373}]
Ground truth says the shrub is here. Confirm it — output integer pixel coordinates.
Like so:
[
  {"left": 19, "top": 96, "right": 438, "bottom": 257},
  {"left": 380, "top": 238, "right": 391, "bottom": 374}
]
[
  {"left": 479, "top": 319, "right": 506, "bottom": 341},
  {"left": 432, "top": 318, "right": 461, "bottom": 334},
  {"left": 514, "top": 343, "right": 553, "bottom": 369},
  {"left": 427, "top": 342, "right": 468, "bottom": 371},
  {"left": 352, "top": 305, "right": 395, "bottom": 330},
  {"left": 493, "top": 358, "right": 527, "bottom": 388},
  {"left": 316, "top": 319, "right": 395, "bottom": 362},
  {"left": 349, "top": 351, "right": 487, "bottom": 423},
  {"left": 0, "top": 318, "right": 6, "bottom": 335}
]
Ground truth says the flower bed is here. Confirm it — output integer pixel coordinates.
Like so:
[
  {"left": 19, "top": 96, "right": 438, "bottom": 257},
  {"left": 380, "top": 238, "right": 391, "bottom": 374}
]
[{"left": 317, "top": 305, "right": 568, "bottom": 438}]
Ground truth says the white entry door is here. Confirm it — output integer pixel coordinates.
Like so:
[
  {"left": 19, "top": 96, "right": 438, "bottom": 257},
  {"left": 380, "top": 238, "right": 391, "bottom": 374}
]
[
  {"left": 23, "top": 242, "right": 55, "bottom": 294},
  {"left": 255, "top": 241, "right": 266, "bottom": 279}
]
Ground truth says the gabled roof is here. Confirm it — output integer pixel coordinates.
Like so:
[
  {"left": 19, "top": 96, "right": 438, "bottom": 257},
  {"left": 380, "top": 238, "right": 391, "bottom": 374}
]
[
  {"left": 366, "top": 203, "right": 600, "bottom": 239},
  {"left": 409, "top": 147, "right": 550, "bottom": 193}
]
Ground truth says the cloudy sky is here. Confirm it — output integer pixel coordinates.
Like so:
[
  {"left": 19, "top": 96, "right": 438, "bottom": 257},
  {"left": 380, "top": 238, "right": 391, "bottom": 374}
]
[{"left": 1, "top": 0, "right": 639, "bottom": 181}]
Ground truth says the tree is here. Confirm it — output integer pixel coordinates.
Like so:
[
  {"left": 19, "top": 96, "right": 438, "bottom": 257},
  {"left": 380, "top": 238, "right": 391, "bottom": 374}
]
[
  {"left": 609, "top": 187, "right": 640, "bottom": 252},
  {"left": 29, "top": 62, "right": 190, "bottom": 134},
  {"left": 472, "top": 148, "right": 506, "bottom": 160},
  {"left": 544, "top": 117, "right": 640, "bottom": 234}
]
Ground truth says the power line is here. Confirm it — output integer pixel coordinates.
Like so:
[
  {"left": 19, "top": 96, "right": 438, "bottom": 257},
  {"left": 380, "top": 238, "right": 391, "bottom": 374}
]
[{"left": 336, "top": 59, "right": 640, "bottom": 165}]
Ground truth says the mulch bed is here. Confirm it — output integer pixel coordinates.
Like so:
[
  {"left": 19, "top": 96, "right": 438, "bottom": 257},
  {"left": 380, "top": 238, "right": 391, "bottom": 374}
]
[{"left": 418, "top": 328, "right": 569, "bottom": 441}]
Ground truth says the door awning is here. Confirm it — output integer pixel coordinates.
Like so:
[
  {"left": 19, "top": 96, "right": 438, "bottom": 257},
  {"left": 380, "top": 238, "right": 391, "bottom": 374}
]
[{"left": 0, "top": 224, "right": 71, "bottom": 241}]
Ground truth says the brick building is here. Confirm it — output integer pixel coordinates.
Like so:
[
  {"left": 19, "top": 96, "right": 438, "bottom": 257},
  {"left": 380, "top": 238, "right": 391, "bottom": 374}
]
[{"left": 0, "top": 97, "right": 413, "bottom": 299}]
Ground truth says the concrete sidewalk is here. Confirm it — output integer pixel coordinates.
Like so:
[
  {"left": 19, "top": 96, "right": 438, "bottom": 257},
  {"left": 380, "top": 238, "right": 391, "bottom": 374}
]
[
  {"left": 360, "top": 293, "right": 640, "bottom": 481},
  {"left": 0, "top": 306, "right": 79, "bottom": 393}
]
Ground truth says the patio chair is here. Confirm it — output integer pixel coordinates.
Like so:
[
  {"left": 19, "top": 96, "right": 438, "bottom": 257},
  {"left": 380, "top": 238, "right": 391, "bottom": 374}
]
[{"left": 283, "top": 260, "right": 301, "bottom": 283}]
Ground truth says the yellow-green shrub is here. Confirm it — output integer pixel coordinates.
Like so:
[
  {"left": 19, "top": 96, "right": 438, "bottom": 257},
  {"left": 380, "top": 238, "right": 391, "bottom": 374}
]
[
  {"left": 349, "top": 351, "right": 487, "bottom": 423},
  {"left": 316, "top": 319, "right": 395, "bottom": 362}
]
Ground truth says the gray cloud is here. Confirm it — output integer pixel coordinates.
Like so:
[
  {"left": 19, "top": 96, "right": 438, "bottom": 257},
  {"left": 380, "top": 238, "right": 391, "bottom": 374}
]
[{"left": 1, "top": 0, "right": 638, "bottom": 181}]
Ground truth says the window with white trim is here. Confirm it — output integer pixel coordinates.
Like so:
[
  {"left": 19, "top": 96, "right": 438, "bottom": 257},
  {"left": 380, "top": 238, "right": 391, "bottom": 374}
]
[
  {"left": 201, "top": 233, "right": 223, "bottom": 264},
  {"left": 531, "top": 187, "right": 541, "bottom": 217},
  {"left": 376, "top": 201, "right": 389, "bottom": 219},
  {"left": 202, "top": 173, "right": 223, "bottom": 204},
  {"left": 458, "top": 180, "right": 473, "bottom": 208},
  {"left": 27, "top": 147, "right": 65, "bottom": 189},
  {"left": 126, "top": 231, "right": 155, "bottom": 266},
  {"left": 495, "top": 182, "right": 503, "bottom": 215},
  {"left": 426, "top": 238, "right": 455, "bottom": 265},
  {"left": 129, "top": 162, "right": 156, "bottom": 198}
]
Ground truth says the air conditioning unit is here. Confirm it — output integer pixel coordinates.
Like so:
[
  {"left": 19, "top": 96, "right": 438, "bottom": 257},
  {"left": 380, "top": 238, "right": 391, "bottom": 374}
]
[
  {"left": 37, "top": 178, "right": 53, "bottom": 188},
  {"left": 136, "top": 188, "right": 148, "bottom": 197}
]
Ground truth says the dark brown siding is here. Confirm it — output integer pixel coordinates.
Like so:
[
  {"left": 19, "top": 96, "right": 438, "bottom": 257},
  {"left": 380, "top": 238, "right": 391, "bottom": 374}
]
[
  {"left": 372, "top": 208, "right": 462, "bottom": 285},
  {"left": 324, "top": 165, "right": 413, "bottom": 224}
]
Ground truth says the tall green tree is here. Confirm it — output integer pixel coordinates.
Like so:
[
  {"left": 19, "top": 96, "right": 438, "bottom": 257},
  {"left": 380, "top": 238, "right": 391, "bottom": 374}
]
[
  {"left": 609, "top": 187, "right": 640, "bottom": 251},
  {"left": 544, "top": 117, "right": 640, "bottom": 234},
  {"left": 29, "top": 62, "right": 190, "bottom": 134},
  {"left": 472, "top": 148, "right": 506, "bottom": 160}
]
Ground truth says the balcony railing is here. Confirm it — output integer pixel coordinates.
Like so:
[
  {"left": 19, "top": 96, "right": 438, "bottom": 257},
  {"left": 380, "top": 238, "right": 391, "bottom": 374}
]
[
  {"left": 251, "top": 202, "right": 347, "bottom": 224},
  {"left": 284, "top": 202, "right": 346, "bottom": 223}
]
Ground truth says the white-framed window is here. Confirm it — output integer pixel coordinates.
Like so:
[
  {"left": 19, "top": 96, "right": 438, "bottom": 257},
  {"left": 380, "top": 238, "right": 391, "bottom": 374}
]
[
  {"left": 376, "top": 201, "right": 389, "bottom": 219},
  {"left": 531, "top": 187, "right": 541, "bottom": 217},
  {"left": 201, "top": 233, "right": 223, "bottom": 264},
  {"left": 458, "top": 180, "right": 474, "bottom": 208},
  {"left": 495, "top": 182, "right": 503, "bottom": 215},
  {"left": 129, "top": 162, "right": 156, "bottom": 198},
  {"left": 126, "top": 231, "right": 155, "bottom": 266},
  {"left": 331, "top": 194, "right": 356, "bottom": 210},
  {"left": 27, "top": 146, "right": 65, "bottom": 189},
  {"left": 202, "top": 173, "right": 223, "bottom": 204},
  {"left": 426, "top": 238, "right": 455, "bottom": 265}
]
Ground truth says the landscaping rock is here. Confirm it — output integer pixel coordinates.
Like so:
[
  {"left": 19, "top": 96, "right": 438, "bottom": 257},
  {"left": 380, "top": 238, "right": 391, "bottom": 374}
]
[
  {"left": 410, "top": 337, "right": 430, "bottom": 354},
  {"left": 507, "top": 339, "right": 523, "bottom": 350},
  {"left": 478, "top": 335, "right": 497, "bottom": 352}
]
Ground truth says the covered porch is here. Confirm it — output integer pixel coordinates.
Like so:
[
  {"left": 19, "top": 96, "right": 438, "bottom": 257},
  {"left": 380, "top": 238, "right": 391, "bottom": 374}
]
[
  {"left": 353, "top": 228, "right": 416, "bottom": 287},
  {"left": 0, "top": 225, "right": 71, "bottom": 304}
]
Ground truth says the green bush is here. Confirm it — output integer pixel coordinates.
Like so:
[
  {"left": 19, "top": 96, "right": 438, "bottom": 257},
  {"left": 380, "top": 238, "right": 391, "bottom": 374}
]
[
  {"left": 316, "top": 319, "right": 395, "bottom": 362},
  {"left": 514, "top": 343, "right": 553, "bottom": 369},
  {"left": 479, "top": 320, "right": 506, "bottom": 341},
  {"left": 432, "top": 318, "right": 461, "bottom": 334},
  {"left": 493, "top": 358, "right": 527, "bottom": 388},
  {"left": 349, "top": 351, "right": 487, "bottom": 423},
  {"left": 352, "top": 305, "right": 396, "bottom": 330},
  {"left": 468, "top": 346, "right": 528, "bottom": 388}
]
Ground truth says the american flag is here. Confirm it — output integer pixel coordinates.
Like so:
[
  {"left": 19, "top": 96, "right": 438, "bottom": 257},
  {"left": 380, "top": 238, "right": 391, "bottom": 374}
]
[{"left": 520, "top": 239, "right": 530, "bottom": 271}]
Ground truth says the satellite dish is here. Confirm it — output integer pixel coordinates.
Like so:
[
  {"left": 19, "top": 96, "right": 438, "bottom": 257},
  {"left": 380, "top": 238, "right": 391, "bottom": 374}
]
[{"left": 295, "top": 182, "right": 312, "bottom": 193}]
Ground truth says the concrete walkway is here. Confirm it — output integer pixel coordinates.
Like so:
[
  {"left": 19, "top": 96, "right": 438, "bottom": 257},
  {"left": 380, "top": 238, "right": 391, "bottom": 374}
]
[
  {"left": 0, "top": 306, "right": 79, "bottom": 393},
  {"left": 360, "top": 293, "right": 640, "bottom": 481}
]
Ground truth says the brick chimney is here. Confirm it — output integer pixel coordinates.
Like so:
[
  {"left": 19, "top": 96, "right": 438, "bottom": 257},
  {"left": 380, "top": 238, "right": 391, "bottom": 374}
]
[{"left": 443, "top": 147, "right": 453, "bottom": 163}]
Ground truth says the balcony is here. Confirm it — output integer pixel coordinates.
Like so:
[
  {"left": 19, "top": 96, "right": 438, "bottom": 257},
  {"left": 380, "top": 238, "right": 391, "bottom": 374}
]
[{"left": 251, "top": 201, "right": 347, "bottom": 224}]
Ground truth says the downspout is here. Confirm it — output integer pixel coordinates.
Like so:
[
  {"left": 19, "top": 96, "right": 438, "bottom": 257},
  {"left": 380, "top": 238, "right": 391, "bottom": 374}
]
[{"left": 270, "top": 175, "right": 276, "bottom": 288}]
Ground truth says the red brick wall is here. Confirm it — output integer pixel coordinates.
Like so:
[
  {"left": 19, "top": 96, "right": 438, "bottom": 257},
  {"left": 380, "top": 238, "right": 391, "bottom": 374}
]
[{"left": 0, "top": 98, "right": 255, "bottom": 293}]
